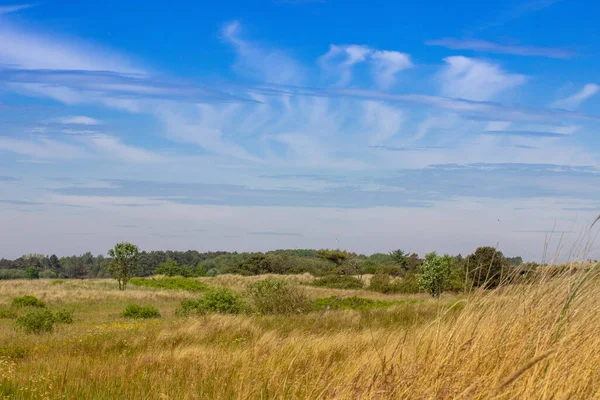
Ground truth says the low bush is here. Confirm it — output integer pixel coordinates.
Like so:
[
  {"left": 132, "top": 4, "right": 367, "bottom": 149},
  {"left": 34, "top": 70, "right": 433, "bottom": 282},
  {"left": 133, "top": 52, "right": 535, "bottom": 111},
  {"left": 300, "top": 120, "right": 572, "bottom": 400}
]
[
  {"left": 246, "top": 278, "right": 312, "bottom": 315},
  {"left": 313, "top": 296, "right": 400, "bottom": 311},
  {"left": 0, "top": 269, "right": 25, "bottom": 280},
  {"left": 12, "top": 295, "right": 46, "bottom": 308},
  {"left": 129, "top": 277, "right": 208, "bottom": 292},
  {"left": 121, "top": 304, "right": 161, "bottom": 319},
  {"left": 368, "top": 272, "right": 421, "bottom": 294},
  {"left": 54, "top": 309, "right": 74, "bottom": 324},
  {"left": 177, "top": 287, "right": 245, "bottom": 316},
  {"left": 51, "top": 279, "right": 65, "bottom": 285},
  {"left": 15, "top": 309, "right": 55, "bottom": 333},
  {"left": 306, "top": 275, "right": 364, "bottom": 290}
]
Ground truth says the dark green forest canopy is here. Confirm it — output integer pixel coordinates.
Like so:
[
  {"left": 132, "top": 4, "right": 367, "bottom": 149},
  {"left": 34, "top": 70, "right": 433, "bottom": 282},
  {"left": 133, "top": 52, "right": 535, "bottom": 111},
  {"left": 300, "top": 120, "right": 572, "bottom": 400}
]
[{"left": 0, "top": 248, "right": 527, "bottom": 280}]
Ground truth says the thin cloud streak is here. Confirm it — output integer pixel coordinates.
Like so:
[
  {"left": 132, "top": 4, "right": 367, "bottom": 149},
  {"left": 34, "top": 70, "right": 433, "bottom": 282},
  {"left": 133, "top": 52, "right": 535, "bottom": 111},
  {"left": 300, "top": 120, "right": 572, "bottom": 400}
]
[{"left": 426, "top": 38, "right": 574, "bottom": 59}]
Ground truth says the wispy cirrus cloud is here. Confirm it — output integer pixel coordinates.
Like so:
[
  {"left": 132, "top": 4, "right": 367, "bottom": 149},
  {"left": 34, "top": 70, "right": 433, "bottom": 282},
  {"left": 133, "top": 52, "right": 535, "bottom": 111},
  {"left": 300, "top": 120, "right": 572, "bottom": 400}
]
[
  {"left": 426, "top": 38, "right": 574, "bottom": 59},
  {"left": 481, "top": 130, "right": 569, "bottom": 138},
  {"left": 318, "top": 44, "right": 412, "bottom": 88},
  {"left": 221, "top": 21, "right": 305, "bottom": 85},
  {"left": 438, "top": 56, "right": 526, "bottom": 101},
  {"left": 50, "top": 116, "right": 101, "bottom": 125},
  {"left": 0, "top": 3, "right": 37, "bottom": 16},
  {"left": 551, "top": 84, "right": 600, "bottom": 110}
]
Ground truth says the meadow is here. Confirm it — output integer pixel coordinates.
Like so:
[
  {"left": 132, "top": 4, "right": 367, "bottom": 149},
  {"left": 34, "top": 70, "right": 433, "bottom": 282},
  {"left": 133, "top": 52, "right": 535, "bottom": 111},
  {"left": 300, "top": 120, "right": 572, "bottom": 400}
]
[{"left": 0, "top": 266, "right": 599, "bottom": 399}]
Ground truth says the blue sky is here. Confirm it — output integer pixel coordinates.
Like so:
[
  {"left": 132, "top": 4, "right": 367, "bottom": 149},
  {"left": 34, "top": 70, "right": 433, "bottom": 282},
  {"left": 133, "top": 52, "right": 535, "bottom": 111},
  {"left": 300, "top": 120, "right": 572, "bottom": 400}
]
[{"left": 1, "top": 0, "right": 599, "bottom": 260}]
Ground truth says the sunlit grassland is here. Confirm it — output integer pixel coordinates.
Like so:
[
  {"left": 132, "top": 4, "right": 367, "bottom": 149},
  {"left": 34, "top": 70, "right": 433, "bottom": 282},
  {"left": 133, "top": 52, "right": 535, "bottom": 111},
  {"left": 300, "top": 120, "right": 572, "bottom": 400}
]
[{"left": 0, "top": 266, "right": 599, "bottom": 399}]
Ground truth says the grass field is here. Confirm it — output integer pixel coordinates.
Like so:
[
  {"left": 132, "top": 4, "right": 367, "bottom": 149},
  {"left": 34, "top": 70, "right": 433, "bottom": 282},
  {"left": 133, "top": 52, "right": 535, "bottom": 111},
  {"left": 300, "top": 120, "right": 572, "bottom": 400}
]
[{"left": 0, "top": 267, "right": 599, "bottom": 399}]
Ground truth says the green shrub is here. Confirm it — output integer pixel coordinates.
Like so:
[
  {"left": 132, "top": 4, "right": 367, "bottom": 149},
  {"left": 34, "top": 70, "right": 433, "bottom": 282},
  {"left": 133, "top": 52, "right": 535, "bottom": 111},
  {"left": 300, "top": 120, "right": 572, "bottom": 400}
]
[
  {"left": 129, "top": 277, "right": 208, "bottom": 291},
  {"left": 39, "top": 270, "right": 58, "bottom": 279},
  {"left": 0, "top": 269, "right": 25, "bottom": 280},
  {"left": 15, "top": 309, "right": 55, "bottom": 333},
  {"left": 368, "top": 272, "right": 421, "bottom": 294},
  {"left": 24, "top": 267, "right": 40, "bottom": 280},
  {"left": 12, "top": 295, "right": 46, "bottom": 308},
  {"left": 313, "top": 296, "right": 403, "bottom": 311},
  {"left": 51, "top": 279, "right": 65, "bottom": 285},
  {"left": 54, "top": 309, "right": 74, "bottom": 324},
  {"left": 246, "top": 278, "right": 312, "bottom": 315},
  {"left": 121, "top": 304, "right": 161, "bottom": 319},
  {"left": 177, "top": 287, "right": 245, "bottom": 316},
  {"left": 368, "top": 273, "right": 397, "bottom": 293},
  {"left": 307, "top": 275, "right": 364, "bottom": 290}
]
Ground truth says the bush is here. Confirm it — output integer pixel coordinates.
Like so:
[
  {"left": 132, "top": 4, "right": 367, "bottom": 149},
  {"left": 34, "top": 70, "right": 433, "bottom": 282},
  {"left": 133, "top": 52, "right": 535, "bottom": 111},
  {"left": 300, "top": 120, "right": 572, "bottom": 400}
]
[
  {"left": 54, "top": 309, "right": 74, "bottom": 324},
  {"left": 176, "top": 287, "right": 245, "bottom": 316},
  {"left": 246, "top": 278, "right": 312, "bottom": 315},
  {"left": 15, "top": 309, "right": 55, "bottom": 333},
  {"left": 24, "top": 267, "right": 40, "bottom": 280},
  {"left": 368, "top": 272, "right": 421, "bottom": 294},
  {"left": 52, "top": 279, "right": 65, "bottom": 285},
  {"left": 0, "top": 269, "right": 25, "bottom": 280},
  {"left": 129, "top": 277, "right": 208, "bottom": 291},
  {"left": 12, "top": 295, "right": 46, "bottom": 308},
  {"left": 307, "top": 275, "right": 364, "bottom": 290},
  {"left": 121, "top": 304, "right": 161, "bottom": 319},
  {"left": 39, "top": 270, "right": 58, "bottom": 279}
]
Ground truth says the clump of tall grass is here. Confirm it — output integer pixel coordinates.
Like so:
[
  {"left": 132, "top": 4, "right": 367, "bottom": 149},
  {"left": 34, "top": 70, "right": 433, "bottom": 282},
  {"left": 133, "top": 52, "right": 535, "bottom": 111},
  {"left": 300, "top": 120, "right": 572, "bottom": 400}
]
[
  {"left": 246, "top": 278, "right": 312, "bottom": 315},
  {"left": 12, "top": 295, "right": 46, "bottom": 308}
]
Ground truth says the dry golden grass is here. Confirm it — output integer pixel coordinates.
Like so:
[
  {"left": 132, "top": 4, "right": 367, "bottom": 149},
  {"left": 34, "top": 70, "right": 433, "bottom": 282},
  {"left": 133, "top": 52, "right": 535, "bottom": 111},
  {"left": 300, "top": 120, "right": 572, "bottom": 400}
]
[{"left": 0, "top": 266, "right": 599, "bottom": 399}]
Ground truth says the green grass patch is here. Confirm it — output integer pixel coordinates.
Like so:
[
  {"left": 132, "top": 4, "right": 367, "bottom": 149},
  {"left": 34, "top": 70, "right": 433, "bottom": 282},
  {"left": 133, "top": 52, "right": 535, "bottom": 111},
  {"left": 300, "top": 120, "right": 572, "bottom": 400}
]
[
  {"left": 12, "top": 295, "right": 46, "bottom": 308},
  {"left": 54, "top": 309, "right": 74, "bottom": 324},
  {"left": 313, "top": 296, "right": 410, "bottom": 311},
  {"left": 129, "top": 277, "right": 209, "bottom": 291},
  {"left": 121, "top": 304, "right": 161, "bottom": 319},
  {"left": 0, "top": 306, "right": 17, "bottom": 319}
]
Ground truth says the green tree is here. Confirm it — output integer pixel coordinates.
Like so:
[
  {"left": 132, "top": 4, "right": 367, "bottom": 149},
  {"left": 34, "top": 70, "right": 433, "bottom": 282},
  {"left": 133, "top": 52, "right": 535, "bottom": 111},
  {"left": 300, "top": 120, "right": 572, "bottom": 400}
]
[
  {"left": 155, "top": 259, "right": 181, "bottom": 276},
  {"left": 464, "top": 246, "right": 507, "bottom": 288},
  {"left": 317, "top": 249, "right": 351, "bottom": 267},
  {"left": 23, "top": 266, "right": 40, "bottom": 280},
  {"left": 389, "top": 249, "right": 409, "bottom": 269},
  {"left": 108, "top": 242, "right": 139, "bottom": 290},
  {"left": 418, "top": 252, "right": 455, "bottom": 297}
]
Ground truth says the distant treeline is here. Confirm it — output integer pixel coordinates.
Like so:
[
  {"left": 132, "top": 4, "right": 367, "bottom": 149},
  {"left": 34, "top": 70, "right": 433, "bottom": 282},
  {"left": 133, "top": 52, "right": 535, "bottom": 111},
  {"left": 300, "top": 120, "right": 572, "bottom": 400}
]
[{"left": 0, "top": 249, "right": 525, "bottom": 280}]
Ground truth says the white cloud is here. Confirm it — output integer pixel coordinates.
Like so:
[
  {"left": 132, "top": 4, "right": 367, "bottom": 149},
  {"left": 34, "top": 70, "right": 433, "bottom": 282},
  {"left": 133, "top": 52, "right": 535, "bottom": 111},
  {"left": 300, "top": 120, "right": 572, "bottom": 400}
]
[
  {"left": 51, "top": 116, "right": 101, "bottom": 125},
  {"left": 0, "top": 22, "right": 142, "bottom": 73},
  {"left": 439, "top": 56, "right": 526, "bottom": 101},
  {"left": 362, "top": 101, "right": 405, "bottom": 145},
  {"left": 0, "top": 3, "right": 36, "bottom": 15},
  {"left": 0, "top": 136, "right": 87, "bottom": 160},
  {"left": 551, "top": 84, "right": 600, "bottom": 110},
  {"left": 484, "top": 121, "right": 512, "bottom": 131},
  {"left": 318, "top": 44, "right": 372, "bottom": 86},
  {"left": 426, "top": 38, "right": 574, "bottom": 59},
  {"left": 86, "top": 135, "right": 163, "bottom": 164},
  {"left": 221, "top": 21, "right": 304, "bottom": 85},
  {"left": 319, "top": 45, "right": 412, "bottom": 88},
  {"left": 370, "top": 50, "right": 413, "bottom": 88}
]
